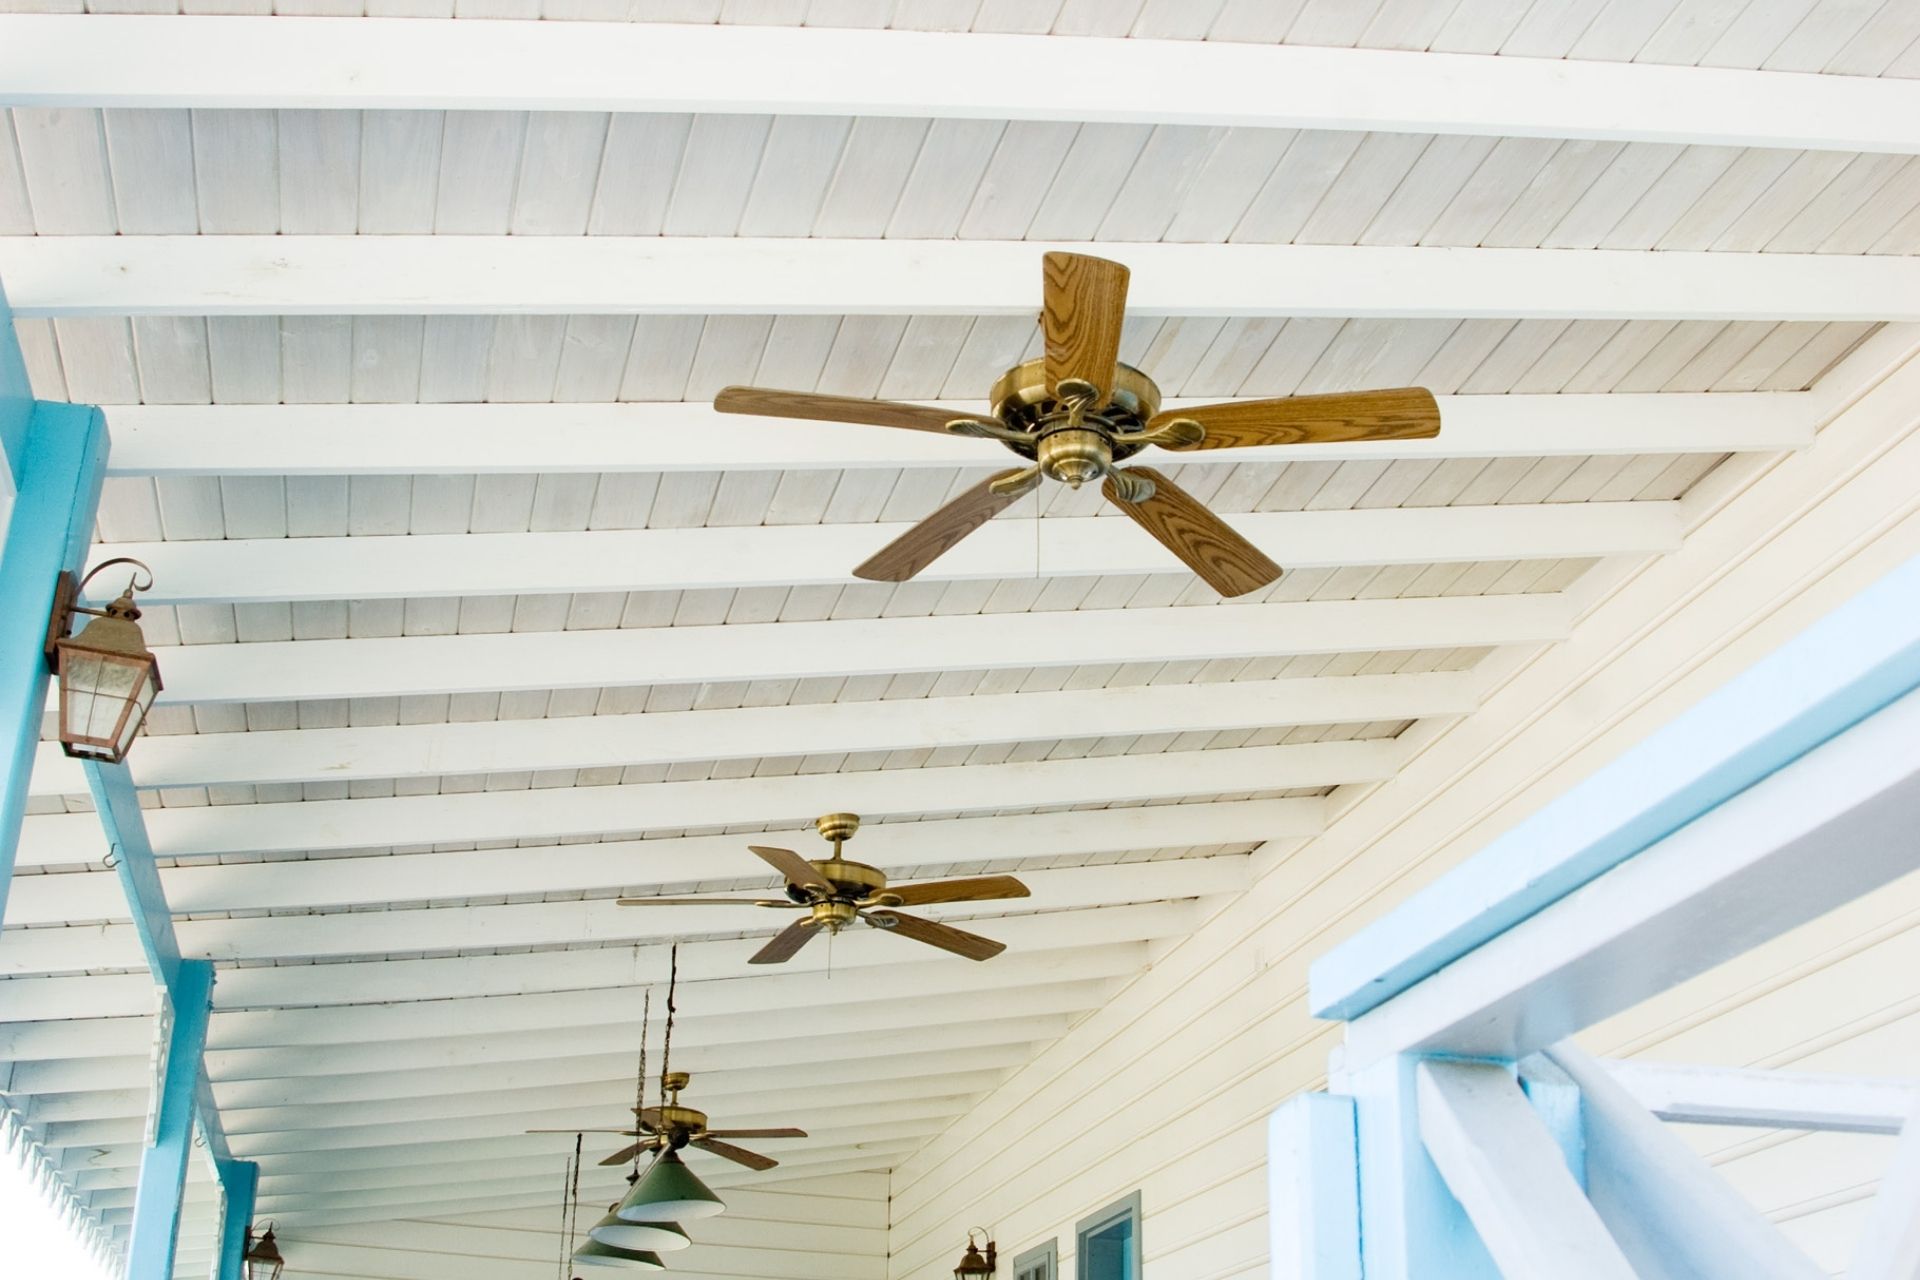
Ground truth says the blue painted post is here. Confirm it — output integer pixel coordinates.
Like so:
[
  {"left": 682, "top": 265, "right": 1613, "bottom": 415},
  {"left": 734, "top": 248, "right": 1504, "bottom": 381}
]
[
  {"left": 0, "top": 278, "right": 110, "bottom": 924},
  {"left": 1342, "top": 1054, "right": 1500, "bottom": 1280},
  {"left": 85, "top": 761, "right": 183, "bottom": 986},
  {"left": 215, "top": 1159, "right": 260, "bottom": 1280},
  {"left": 126, "top": 959, "right": 215, "bottom": 1280}
]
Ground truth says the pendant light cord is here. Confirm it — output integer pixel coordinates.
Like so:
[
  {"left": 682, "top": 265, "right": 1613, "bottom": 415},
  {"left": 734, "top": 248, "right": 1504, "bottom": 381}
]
[
  {"left": 556, "top": 1136, "right": 578, "bottom": 1280},
  {"left": 567, "top": 1131, "right": 583, "bottom": 1265},
  {"left": 660, "top": 944, "right": 678, "bottom": 1090},
  {"left": 633, "top": 988, "right": 651, "bottom": 1176}
]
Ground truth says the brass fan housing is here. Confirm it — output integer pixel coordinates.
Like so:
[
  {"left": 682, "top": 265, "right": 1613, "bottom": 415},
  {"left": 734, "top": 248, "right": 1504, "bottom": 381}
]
[
  {"left": 815, "top": 812, "right": 861, "bottom": 843},
  {"left": 810, "top": 899, "right": 859, "bottom": 933},
  {"left": 989, "top": 358, "right": 1164, "bottom": 486}
]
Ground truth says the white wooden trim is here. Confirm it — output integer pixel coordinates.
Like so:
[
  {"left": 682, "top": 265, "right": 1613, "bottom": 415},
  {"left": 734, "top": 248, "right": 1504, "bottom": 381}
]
[
  {"left": 7, "top": 237, "right": 1920, "bottom": 320},
  {"left": 1606, "top": 1060, "right": 1920, "bottom": 1136},
  {"left": 5, "top": 16, "right": 1919, "bottom": 153},
  {"left": 1341, "top": 685, "right": 1920, "bottom": 1068},
  {"left": 97, "top": 395, "right": 1814, "bottom": 477},
  {"left": 1414, "top": 1059, "right": 1636, "bottom": 1280},
  {"left": 130, "top": 594, "right": 1573, "bottom": 707},
  {"left": 17, "top": 744, "right": 1377, "bottom": 863},
  {"left": 2, "top": 800, "right": 1318, "bottom": 925},
  {"left": 1849, "top": 1097, "right": 1920, "bottom": 1279},
  {"left": 1547, "top": 1043, "right": 1824, "bottom": 1280}
]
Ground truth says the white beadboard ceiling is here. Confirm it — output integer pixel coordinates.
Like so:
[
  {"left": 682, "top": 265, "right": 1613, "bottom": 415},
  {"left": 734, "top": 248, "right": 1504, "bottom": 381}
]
[{"left": 2, "top": 4, "right": 1918, "bottom": 1276}]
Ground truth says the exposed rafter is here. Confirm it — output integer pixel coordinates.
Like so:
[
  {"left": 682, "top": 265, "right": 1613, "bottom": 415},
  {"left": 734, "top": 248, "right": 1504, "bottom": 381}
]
[
  {"left": 3, "top": 800, "right": 1314, "bottom": 924},
  {"left": 6, "top": 238, "right": 1920, "bottom": 320},
  {"left": 125, "top": 594, "right": 1569, "bottom": 706},
  {"left": 96, "top": 395, "right": 1814, "bottom": 477},
  {"left": 0, "top": 857, "right": 1247, "bottom": 974},
  {"left": 4, "top": 16, "right": 1918, "bottom": 153},
  {"left": 26, "top": 674, "right": 1471, "bottom": 801}
]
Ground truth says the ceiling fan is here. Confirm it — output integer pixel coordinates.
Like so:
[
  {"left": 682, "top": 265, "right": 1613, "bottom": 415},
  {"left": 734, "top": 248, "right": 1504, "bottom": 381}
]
[
  {"left": 553, "top": 1071, "right": 809, "bottom": 1172},
  {"left": 714, "top": 251, "right": 1441, "bottom": 597},
  {"left": 618, "top": 812, "right": 1030, "bottom": 963}
]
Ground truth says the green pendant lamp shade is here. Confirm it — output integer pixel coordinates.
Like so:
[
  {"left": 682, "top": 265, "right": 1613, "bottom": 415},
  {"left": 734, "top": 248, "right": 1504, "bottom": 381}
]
[
  {"left": 587, "top": 1207, "right": 691, "bottom": 1252},
  {"left": 616, "top": 1150, "right": 725, "bottom": 1222},
  {"left": 572, "top": 1240, "right": 666, "bottom": 1271}
]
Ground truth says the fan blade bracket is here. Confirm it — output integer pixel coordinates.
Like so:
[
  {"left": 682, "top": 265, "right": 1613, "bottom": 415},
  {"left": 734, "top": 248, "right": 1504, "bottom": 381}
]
[
  {"left": 1136, "top": 416, "right": 1206, "bottom": 450},
  {"left": 1106, "top": 468, "right": 1155, "bottom": 504}
]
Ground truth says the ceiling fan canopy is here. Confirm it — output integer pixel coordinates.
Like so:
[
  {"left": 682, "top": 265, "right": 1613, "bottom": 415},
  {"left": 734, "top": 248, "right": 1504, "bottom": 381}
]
[
  {"left": 618, "top": 812, "right": 1030, "bottom": 965},
  {"left": 714, "top": 251, "right": 1442, "bottom": 597}
]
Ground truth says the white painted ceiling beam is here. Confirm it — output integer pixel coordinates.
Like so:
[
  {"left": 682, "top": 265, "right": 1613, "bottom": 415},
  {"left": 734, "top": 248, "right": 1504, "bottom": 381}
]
[
  {"left": 20, "top": 913, "right": 1177, "bottom": 1020},
  {"left": 63, "top": 1088, "right": 980, "bottom": 1160},
  {"left": 18, "top": 748, "right": 1353, "bottom": 867},
  {"left": 6, "top": 800, "right": 1309, "bottom": 925},
  {"left": 99, "top": 394, "right": 1811, "bottom": 477},
  {"left": 26, "top": 673, "right": 1470, "bottom": 801},
  {"left": 256, "top": 1156, "right": 911, "bottom": 1229},
  {"left": 4, "top": 16, "right": 1917, "bottom": 153},
  {"left": 96, "top": 503, "right": 1678, "bottom": 607},
  {"left": 0, "top": 857, "right": 1247, "bottom": 974},
  {"left": 203, "top": 943, "right": 1147, "bottom": 1050},
  {"left": 124, "top": 594, "right": 1574, "bottom": 707},
  {"left": 9, "top": 237, "right": 1919, "bottom": 321}
]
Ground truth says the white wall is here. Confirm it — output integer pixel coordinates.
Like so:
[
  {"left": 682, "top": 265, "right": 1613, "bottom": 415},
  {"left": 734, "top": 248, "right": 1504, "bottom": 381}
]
[
  {"left": 272, "top": 1172, "right": 888, "bottom": 1280},
  {"left": 884, "top": 332, "right": 1920, "bottom": 1278}
]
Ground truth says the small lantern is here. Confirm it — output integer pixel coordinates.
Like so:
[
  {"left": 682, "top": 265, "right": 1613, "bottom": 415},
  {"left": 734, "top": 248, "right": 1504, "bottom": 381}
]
[
  {"left": 242, "top": 1224, "right": 285, "bottom": 1280},
  {"left": 954, "top": 1228, "right": 996, "bottom": 1279},
  {"left": 46, "top": 558, "right": 161, "bottom": 763}
]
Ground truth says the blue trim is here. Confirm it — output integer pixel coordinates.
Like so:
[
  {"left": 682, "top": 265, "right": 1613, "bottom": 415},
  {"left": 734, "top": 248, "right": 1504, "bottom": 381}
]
[
  {"left": 0, "top": 401, "right": 108, "bottom": 924},
  {"left": 85, "top": 761, "right": 183, "bottom": 987},
  {"left": 126, "top": 960, "right": 214, "bottom": 1280},
  {"left": 215, "top": 1159, "right": 260, "bottom": 1280},
  {"left": 1312, "top": 550, "right": 1920, "bottom": 1021},
  {"left": 1, "top": 278, "right": 33, "bottom": 472}
]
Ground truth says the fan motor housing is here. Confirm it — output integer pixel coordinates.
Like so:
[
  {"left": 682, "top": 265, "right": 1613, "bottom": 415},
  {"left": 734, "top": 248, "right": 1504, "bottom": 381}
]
[{"left": 989, "top": 358, "right": 1164, "bottom": 481}]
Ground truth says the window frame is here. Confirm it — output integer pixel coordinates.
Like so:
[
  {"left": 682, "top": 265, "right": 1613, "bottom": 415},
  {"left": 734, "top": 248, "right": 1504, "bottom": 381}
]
[
  {"left": 1074, "top": 1191, "right": 1142, "bottom": 1280},
  {"left": 1012, "top": 1238, "right": 1058, "bottom": 1280}
]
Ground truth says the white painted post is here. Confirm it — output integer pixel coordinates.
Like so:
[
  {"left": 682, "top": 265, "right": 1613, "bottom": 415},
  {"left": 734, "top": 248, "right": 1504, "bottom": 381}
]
[{"left": 1267, "top": 1093, "right": 1361, "bottom": 1280}]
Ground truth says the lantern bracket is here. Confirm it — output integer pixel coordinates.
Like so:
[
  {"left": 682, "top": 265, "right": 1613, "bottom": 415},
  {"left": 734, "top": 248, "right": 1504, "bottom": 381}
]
[{"left": 44, "top": 558, "right": 154, "bottom": 664}]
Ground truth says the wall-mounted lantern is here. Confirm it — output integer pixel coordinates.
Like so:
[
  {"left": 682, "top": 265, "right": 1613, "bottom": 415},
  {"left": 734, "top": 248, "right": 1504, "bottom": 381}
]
[
  {"left": 955, "top": 1228, "right": 997, "bottom": 1279},
  {"left": 242, "top": 1223, "right": 285, "bottom": 1280},
  {"left": 45, "top": 558, "right": 161, "bottom": 763}
]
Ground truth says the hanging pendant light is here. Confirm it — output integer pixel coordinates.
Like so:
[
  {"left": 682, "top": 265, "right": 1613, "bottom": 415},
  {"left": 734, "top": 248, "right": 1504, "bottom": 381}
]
[
  {"left": 241, "top": 1224, "right": 286, "bottom": 1280},
  {"left": 572, "top": 1240, "right": 666, "bottom": 1271},
  {"left": 588, "top": 1204, "right": 692, "bottom": 1252},
  {"left": 615, "top": 1149, "right": 724, "bottom": 1223}
]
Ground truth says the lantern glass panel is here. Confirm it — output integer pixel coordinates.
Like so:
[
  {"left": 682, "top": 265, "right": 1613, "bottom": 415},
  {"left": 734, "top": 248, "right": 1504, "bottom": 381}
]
[{"left": 56, "top": 640, "right": 159, "bottom": 762}]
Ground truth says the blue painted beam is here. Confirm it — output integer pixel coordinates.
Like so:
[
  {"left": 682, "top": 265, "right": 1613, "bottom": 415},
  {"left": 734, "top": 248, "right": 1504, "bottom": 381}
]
[
  {"left": 0, "top": 397, "right": 107, "bottom": 924},
  {"left": 214, "top": 1159, "right": 260, "bottom": 1280},
  {"left": 126, "top": 959, "right": 214, "bottom": 1280},
  {"left": 85, "top": 761, "right": 183, "bottom": 986},
  {"left": 1312, "top": 551, "right": 1920, "bottom": 1021},
  {"left": 1, "top": 278, "right": 32, "bottom": 472}
]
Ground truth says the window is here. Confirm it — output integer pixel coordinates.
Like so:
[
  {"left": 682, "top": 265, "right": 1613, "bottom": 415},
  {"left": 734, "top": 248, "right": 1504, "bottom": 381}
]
[
  {"left": 1075, "top": 1192, "right": 1141, "bottom": 1280},
  {"left": 1013, "top": 1239, "right": 1057, "bottom": 1280}
]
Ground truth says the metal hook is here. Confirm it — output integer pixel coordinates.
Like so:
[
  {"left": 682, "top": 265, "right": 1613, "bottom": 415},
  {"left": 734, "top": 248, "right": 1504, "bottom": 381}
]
[
  {"left": 76, "top": 556, "right": 154, "bottom": 599},
  {"left": 102, "top": 846, "right": 120, "bottom": 870}
]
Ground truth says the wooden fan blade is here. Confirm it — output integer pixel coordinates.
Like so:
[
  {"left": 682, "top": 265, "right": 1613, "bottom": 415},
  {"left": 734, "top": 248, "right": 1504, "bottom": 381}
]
[
  {"left": 702, "top": 1128, "right": 808, "bottom": 1140},
  {"left": 749, "top": 918, "right": 820, "bottom": 965},
  {"left": 616, "top": 897, "right": 793, "bottom": 906},
  {"left": 714, "top": 386, "right": 997, "bottom": 436},
  {"left": 867, "top": 910, "right": 1006, "bottom": 961},
  {"left": 1042, "top": 252, "right": 1130, "bottom": 402},
  {"left": 1102, "top": 466, "right": 1281, "bottom": 598},
  {"left": 693, "top": 1138, "right": 779, "bottom": 1171},
  {"left": 880, "top": 875, "right": 1031, "bottom": 908},
  {"left": 853, "top": 468, "right": 1034, "bottom": 582},
  {"left": 600, "top": 1143, "right": 650, "bottom": 1167},
  {"left": 1149, "top": 388, "right": 1440, "bottom": 450},
  {"left": 749, "top": 845, "right": 837, "bottom": 895}
]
